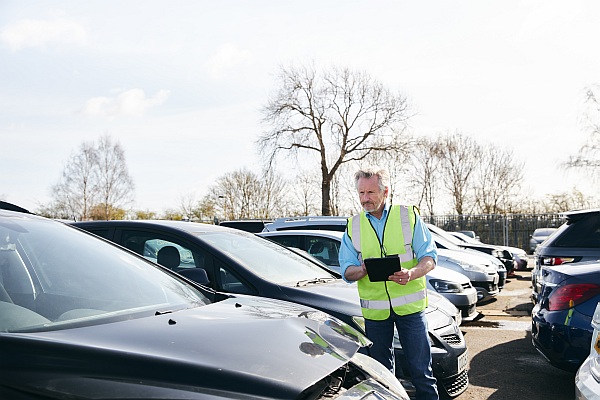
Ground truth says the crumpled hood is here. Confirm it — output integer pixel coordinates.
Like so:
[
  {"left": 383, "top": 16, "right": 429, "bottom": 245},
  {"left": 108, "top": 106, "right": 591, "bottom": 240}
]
[{"left": 2, "top": 297, "right": 365, "bottom": 399}]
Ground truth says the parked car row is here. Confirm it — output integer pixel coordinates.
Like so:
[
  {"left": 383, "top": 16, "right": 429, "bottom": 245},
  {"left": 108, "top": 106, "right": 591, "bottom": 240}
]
[
  {"left": 71, "top": 218, "right": 470, "bottom": 398},
  {"left": 0, "top": 205, "right": 412, "bottom": 399}
]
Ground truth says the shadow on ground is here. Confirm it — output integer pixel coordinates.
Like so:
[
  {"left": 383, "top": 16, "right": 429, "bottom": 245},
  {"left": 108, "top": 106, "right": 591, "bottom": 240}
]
[{"left": 466, "top": 331, "right": 575, "bottom": 400}]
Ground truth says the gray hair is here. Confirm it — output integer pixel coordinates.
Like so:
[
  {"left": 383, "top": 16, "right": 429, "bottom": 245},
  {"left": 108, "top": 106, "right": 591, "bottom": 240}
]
[{"left": 354, "top": 166, "right": 390, "bottom": 192}]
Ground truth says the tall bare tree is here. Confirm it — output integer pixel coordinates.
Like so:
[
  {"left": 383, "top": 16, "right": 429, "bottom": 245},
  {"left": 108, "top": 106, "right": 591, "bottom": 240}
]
[
  {"left": 437, "top": 131, "right": 482, "bottom": 215},
  {"left": 259, "top": 63, "right": 412, "bottom": 215}
]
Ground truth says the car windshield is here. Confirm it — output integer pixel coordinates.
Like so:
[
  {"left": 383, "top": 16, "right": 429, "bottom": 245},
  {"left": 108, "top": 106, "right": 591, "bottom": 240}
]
[
  {"left": 554, "top": 214, "right": 600, "bottom": 248},
  {"left": 0, "top": 215, "right": 210, "bottom": 333},
  {"left": 431, "top": 232, "right": 462, "bottom": 250},
  {"left": 197, "top": 230, "right": 336, "bottom": 284}
]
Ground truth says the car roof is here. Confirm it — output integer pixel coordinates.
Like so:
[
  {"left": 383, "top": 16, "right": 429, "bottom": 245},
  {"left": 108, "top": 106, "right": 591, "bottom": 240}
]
[
  {"left": 263, "top": 216, "right": 349, "bottom": 232},
  {"left": 560, "top": 208, "right": 600, "bottom": 221},
  {"left": 259, "top": 229, "right": 345, "bottom": 239},
  {"left": 73, "top": 219, "right": 236, "bottom": 234}
]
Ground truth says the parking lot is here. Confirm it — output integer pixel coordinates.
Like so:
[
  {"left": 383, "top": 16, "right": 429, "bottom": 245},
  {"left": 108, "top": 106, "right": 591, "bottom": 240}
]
[{"left": 455, "top": 267, "right": 576, "bottom": 400}]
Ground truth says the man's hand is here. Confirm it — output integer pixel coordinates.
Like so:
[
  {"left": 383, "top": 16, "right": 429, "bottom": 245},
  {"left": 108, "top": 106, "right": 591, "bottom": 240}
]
[
  {"left": 344, "top": 264, "right": 368, "bottom": 282},
  {"left": 388, "top": 256, "right": 435, "bottom": 285}
]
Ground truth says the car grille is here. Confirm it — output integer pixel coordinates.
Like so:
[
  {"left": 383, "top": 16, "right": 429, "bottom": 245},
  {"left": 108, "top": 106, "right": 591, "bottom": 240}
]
[
  {"left": 441, "top": 332, "right": 464, "bottom": 346},
  {"left": 440, "top": 368, "right": 469, "bottom": 397}
]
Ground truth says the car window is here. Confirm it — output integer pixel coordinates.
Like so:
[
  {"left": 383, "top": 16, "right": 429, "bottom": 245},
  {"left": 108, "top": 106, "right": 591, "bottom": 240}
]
[
  {"left": 554, "top": 215, "right": 600, "bottom": 248},
  {"left": 215, "top": 258, "right": 257, "bottom": 295},
  {"left": 198, "top": 231, "right": 335, "bottom": 284},
  {"left": 307, "top": 237, "right": 340, "bottom": 267},
  {"left": 266, "top": 235, "right": 303, "bottom": 249},
  {"left": 120, "top": 230, "right": 205, "bottom": 270}
]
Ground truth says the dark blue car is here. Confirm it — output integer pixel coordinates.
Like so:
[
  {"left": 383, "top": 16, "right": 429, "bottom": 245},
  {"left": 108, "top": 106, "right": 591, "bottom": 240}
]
[{"left": 531, "top": 260, "right": 600, "bottom": 372}]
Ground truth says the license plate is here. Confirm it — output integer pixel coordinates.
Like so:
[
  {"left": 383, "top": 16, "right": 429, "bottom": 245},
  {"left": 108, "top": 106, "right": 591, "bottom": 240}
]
[{"left": 458, "top": 350, "right": 469, "bottom": 372}]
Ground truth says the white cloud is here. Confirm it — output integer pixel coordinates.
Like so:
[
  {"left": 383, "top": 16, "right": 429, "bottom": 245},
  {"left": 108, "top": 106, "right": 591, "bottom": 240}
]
[
  {"left": 0, "top": 13, "right": 88, "bottom": 51},
  {"left": 81, "top": 89, "right": 170, "bottom": 118},
  {"left": 206, "top": 43, "right": 251, "bottom": 79}
]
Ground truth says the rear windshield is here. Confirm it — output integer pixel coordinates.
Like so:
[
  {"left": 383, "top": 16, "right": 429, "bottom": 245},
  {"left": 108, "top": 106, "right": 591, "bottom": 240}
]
[{"left": 553, "top": 214, "right": 600, "bottom": 248}]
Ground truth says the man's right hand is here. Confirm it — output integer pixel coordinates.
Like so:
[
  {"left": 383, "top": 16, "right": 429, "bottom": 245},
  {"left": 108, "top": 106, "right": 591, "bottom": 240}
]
[{"left": 344, "top": 264, "right": 368, "bottom": 282}]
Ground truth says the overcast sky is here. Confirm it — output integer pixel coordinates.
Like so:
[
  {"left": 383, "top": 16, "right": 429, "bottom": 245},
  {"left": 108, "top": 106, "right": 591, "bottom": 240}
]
[{"left": 1, "top": 0, "right": 599, "bottom": 214}]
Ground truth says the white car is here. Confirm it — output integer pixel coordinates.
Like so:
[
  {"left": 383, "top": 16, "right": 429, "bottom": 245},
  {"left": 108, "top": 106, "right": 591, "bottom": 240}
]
[
  {"left": 575, "top": 301, "right": 600, "bottom": 400},
  {"left": 259, "top": 229, "right": 479, "bottom": 322}
]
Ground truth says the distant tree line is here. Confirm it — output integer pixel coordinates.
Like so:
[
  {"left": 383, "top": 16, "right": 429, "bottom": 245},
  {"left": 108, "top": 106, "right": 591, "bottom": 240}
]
[{"left": 34, "top": 64, "right": 598, "bottom": 221}]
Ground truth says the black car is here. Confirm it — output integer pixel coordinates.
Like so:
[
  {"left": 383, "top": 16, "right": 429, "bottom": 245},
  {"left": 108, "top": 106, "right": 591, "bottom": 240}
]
[
  {"left": 72, "top": 220, "right": 470, "bottom": 398},
  {"left": 0, "top": 208, "right": 411, "bottom": 400},
  {"left": 532, "top": 209, "right": 600, "bottom": 302}
]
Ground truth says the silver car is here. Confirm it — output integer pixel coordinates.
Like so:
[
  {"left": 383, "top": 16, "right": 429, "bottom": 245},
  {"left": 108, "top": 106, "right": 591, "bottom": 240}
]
[
  {"left": 575, "top": 301, "right": 600, "bottom": 400},
  {"left": 259, "top": 229, "right": 479, "bottom": 322}
]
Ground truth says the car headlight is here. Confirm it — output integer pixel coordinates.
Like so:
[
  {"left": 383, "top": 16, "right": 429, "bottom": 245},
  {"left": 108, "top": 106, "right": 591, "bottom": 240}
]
[
  {"left": 449, "top": 258, "right": 486, "bottom": 273},
  {"left": 430, "top": 279, "right": 463, "bottom": 293},
  {"left": 350, "top": 352, "right": 409, "bottom": 399}
]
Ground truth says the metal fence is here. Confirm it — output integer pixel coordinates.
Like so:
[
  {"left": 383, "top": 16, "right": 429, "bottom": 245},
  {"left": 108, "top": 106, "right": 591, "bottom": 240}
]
[{"left": 422, "top": 213, "right": 565, "bottom": 253}]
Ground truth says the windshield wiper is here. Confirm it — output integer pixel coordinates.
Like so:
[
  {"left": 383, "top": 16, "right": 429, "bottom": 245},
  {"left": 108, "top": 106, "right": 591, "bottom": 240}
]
[{"left": 296, "top": 277, "right": 336, "bottom": 287}]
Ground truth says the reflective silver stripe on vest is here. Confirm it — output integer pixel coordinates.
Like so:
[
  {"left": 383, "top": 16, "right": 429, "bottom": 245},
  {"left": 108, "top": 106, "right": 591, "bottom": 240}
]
[
  {"left": 351, "top": 205, "right": 415, "bottom": 263},
  {"left": 360, "top": 289, "right": 427, "bottom": 310},
  {"left": 399, "top": 205, "right": 415, "bottom": 258}
]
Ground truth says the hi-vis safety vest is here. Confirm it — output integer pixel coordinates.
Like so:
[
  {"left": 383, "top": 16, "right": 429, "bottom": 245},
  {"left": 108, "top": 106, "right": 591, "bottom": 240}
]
[{"left": 348, "top": 205, "right": 428, "bottom": 320}]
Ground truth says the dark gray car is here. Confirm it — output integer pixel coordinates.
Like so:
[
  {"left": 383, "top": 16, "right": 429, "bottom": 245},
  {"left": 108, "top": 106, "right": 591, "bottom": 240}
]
[{"left": 532, "top": 209, "right": 600, "bottom": 302}]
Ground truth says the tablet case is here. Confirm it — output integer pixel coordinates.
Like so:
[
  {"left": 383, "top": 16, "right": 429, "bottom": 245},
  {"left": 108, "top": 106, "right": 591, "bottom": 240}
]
[{"left": 364, "top": 255, "right": 401, "bottom": 282}]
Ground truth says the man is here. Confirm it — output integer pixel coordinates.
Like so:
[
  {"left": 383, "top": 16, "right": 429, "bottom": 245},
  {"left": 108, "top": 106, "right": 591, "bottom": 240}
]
[{"left": 339, "top": 166, "right": 439, "bottom": 400}]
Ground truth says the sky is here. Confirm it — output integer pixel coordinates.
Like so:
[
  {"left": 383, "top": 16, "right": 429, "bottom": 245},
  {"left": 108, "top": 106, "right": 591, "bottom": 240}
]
[{"left": 1, "top": 0, "right": 599, "bottom": 214}]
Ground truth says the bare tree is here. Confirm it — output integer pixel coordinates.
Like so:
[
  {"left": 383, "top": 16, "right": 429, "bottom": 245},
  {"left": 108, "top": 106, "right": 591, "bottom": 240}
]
[
  {"left": 52, "top": 141, "right": 98, "bottom": 220},
  {"left": 437, "top": 131, "right": 482, "bottom": 215},
  {"left": 291, "top": 169, "right": 320, "bottom": 216},
  {"left": 178, "top": 191, "right": 199, "bottom": 220},
  {"left": 474, "top": 144, "right": 524, "bottom": 214},
  {"left": 206, "top": 168, "right": 287, "bottom": 220},
  {"left": 407, "top": 137, "right": 443, "bottom": 216},
  {"left": 95, "top": 135, "right": 134, "bottom": 220},
  {"left": 50, "top": 135, "right": 134, "bottom": 221},
  {"left": 259, "top": 63, "right": 412, "bottom": 215}
]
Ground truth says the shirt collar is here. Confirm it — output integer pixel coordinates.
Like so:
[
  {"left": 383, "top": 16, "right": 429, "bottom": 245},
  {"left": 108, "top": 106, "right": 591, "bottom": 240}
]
[{"left": 365, "top": 203, "right": 390, "bottom": 221}]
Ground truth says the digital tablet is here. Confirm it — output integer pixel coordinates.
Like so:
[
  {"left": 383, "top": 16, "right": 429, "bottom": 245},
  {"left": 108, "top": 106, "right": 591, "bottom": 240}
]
[{"left": 364, "top": 255, "right": 401, "bottom": 282}]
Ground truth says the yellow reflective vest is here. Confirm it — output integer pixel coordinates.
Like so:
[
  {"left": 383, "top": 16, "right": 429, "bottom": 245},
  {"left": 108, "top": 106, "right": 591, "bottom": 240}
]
[{"left": 347, "top": 205, "right": 428, "bottom": 320}]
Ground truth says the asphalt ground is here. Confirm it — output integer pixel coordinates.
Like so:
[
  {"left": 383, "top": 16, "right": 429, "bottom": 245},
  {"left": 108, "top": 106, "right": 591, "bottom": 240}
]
[{"left": 454, "top": 263, "right": 576, "bottom": 400}]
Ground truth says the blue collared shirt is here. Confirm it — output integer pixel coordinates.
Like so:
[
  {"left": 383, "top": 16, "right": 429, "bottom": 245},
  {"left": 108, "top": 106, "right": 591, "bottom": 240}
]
[{"left": 339, "top": 204, "right": 437, "bottom": 283}]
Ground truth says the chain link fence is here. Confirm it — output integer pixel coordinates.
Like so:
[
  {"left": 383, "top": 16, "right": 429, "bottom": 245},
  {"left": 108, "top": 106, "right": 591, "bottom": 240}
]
[{"left": 422, "top": 213, "right": 566, "bottom": 253}]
